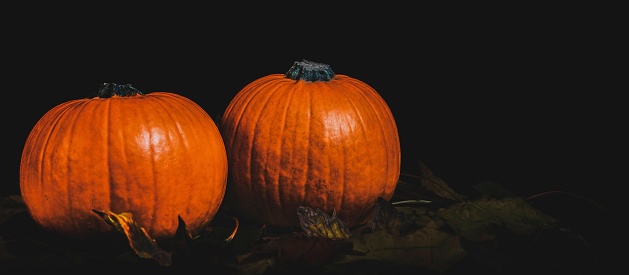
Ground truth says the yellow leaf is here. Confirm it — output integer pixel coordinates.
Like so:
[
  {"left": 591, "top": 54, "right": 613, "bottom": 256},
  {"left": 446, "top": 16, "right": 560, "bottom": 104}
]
[{"left": 297, "top": 206, "right": 352, "bottom": 240}]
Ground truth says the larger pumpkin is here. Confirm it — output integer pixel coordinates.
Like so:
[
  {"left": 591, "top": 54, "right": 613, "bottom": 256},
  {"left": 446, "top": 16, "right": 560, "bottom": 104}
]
[
  {"left": 20, "top": 83, "right": 228, "bottom": 241},
  {"left": 220, "top": 60, "right": 401, "bottom": 228}
]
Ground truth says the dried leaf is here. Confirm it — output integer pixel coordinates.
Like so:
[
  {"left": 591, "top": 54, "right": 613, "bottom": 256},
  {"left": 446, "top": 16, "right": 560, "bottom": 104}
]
[
  {"left": 390, "top": 179, "right": 433, "bottom": 202},
  {"left": 235, "top": 257, "right": 277, "bottom": 274},
  {"left": 0, "top": 195, "right": 27, "bottom": 224},
  {"left": 297, "top": 206, "right": 352, "bottom": 240},
  {"left": 226, "top": 223, "right": 265, "bottom": 253},
  {"left": 419, "top": 160, "right": 467, "bottom": 202},
  {"left": 92, "top": 209, "right": 172, "bottom": 266},
  {"left": 438, "top": 197, "right": 558, "bottom": 241},
  {"left": 472, "top": 180, "right": 515, "bottom": 198},
  {"left": 168, "top": 215, "right": 195, "bottom": 256},
  {"left": 224, "top": 217, "right": 239, "bottom": 243},
  {"left": 255, "top": 234, "right": 354, "bottom": 266},
  {"left": 371, "top": 198, "right": 408, "bottom": 235},
  {"left": 341, "top": 220, "right": 468, "bottom": 272}
]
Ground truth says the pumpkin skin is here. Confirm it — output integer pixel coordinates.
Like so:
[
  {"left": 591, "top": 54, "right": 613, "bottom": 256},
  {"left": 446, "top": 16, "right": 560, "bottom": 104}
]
[
  {"left": 20, "top": 84, "right": 228, "bottom": 241},
  {"left": 220, "top": 60, "right": 401, "bottom": 228}
]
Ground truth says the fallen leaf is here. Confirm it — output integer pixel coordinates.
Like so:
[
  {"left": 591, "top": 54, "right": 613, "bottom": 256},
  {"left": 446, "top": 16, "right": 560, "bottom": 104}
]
[
  {"left": 438, "top": 197, "right": 558, "bottom": 242},
  {"left": 255, "top": 234, "right": 354, "bottom": 266},
  {"left": 472, "top": 180, "right": 515, "bottom": 198},
  {"left": 297, "top": 206, "right": 352, "bottom": 240},
  {"left": 341, "top": 220, "right": 468, "bottom": 272},
  {"left": 0, "top": 195, "right": 27, "bottom": 224},
  {"left": 370, "top": 198, "right": 408, "bottom": 235},
  {"left": 418, "top": 160, "right": 467, "bottom": 202},
  {"left": 92, "top": 209, "right": 172, "bottom": 266}
]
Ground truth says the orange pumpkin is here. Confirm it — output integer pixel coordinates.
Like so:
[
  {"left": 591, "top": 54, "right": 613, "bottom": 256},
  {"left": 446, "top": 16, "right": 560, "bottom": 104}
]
[
  {"left": 220, "top": 60, "right": 401, "bottom": 228},
  {"left": 20, "top": 83, "right": 228, "bottom": 241}
]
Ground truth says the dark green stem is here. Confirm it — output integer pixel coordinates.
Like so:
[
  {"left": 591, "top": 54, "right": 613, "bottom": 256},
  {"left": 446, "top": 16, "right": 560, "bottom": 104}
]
[
  {"left": 285, "top": 60, "right": 336, "bottom": 82},
  {"left": 96, "top": 83, "right": 142, "bottom": 98}
]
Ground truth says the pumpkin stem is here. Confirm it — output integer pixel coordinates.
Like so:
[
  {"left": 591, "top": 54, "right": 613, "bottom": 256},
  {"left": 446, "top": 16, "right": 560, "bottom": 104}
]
[
  {"left": 285, "top": 60, "right": 336, "bottom": 82},
  {"left": 97, "top": 83, "right": 143, "bottom": 98}
]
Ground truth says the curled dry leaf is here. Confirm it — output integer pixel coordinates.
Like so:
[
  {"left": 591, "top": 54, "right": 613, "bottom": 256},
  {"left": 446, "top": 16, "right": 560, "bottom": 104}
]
[
  {"left": 297, "top": 206, "right": 352, "bottom": 240},
  {"left": 371, "top": 197, "right": 408, "bottom": 235},
  {"left": 92, "top": 209, "right": 172, "bottom": 266}
]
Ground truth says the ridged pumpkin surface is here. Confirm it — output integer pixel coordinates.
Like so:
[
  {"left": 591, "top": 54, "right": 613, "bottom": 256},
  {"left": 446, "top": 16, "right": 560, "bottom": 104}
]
[
  {"left": 220, "top": 61, "right": 400, "bottom": 228},
  {"left": 20, "top": 85, "right": 228, "bottom": 241}
]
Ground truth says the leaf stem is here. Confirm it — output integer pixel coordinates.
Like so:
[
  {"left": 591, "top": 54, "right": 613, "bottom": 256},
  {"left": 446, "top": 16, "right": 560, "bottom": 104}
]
[{"left": 392, "top": 199, "right": 432, "bottom": 205}]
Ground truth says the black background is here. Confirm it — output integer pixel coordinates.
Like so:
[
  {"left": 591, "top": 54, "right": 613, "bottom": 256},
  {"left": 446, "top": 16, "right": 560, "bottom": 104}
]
[{"left": 3, "top": 5, "right": 620, "bottom": 213}]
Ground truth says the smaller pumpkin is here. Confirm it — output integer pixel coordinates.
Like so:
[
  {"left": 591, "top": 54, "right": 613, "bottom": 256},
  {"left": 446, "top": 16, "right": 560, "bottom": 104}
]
[
  {"left": 20, "top": 83, "right": 228, "bottom": 242},
  {"left": 220, "top": 60, "right": 401, "bottom": 228}
]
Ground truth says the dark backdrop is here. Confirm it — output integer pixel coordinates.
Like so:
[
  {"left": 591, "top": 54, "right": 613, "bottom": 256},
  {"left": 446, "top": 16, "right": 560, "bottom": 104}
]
[{"left": 3, "top": 7, "right": 619, "bottom": 212}]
